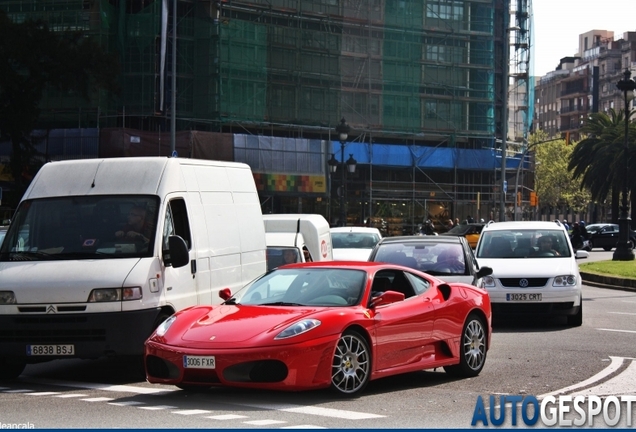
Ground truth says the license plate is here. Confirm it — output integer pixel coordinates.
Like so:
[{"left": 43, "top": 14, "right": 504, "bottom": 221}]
[
  {"left": 183, "top": 355, "right": 216, "bottom": 369},
  {"left": 506, "top": 293, "right": 542, "bottom": 301},
  {"left": 27, "top": 344, "right": 75, "bottom": 356}
]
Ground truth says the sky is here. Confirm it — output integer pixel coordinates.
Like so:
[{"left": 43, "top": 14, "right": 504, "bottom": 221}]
[{"left": 532, "top": 0, "right": 636, "bottom": 76}]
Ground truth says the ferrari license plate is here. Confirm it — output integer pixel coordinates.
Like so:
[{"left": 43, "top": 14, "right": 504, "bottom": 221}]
[
  {"left": 27, "top": 344, "right": 75, "bottom": 356},
  {"left": 183, "top": 355, "right": 216, "bottom": 369},
  {"left": 506, "top": 293, "right": 542, "bottom": 301}
]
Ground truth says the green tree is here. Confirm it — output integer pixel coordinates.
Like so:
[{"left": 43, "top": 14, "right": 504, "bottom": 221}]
[
  {"left": 568, "top": 109, "right": 636, "bottom": 225},
  {"left": 532, "top": 132, "right": 590, "bottom": 217},
  {"left": 0, "top": 9, "right": 119, "bottom": 205}
]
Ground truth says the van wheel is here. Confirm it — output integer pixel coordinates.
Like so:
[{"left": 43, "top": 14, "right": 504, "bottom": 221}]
[
  {"left": 444, "top": 313, "right": 487, "bottom": 377},
  {"left": 0, "top": 358, "right": 26, "bottom": 380}
]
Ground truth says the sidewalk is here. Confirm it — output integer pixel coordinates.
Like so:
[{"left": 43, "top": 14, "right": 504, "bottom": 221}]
[{"left": 580, "top": 271, "right": 636, "bottom": 292}]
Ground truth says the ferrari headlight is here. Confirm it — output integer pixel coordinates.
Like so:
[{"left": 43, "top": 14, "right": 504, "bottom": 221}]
[
  {"left": 0, "top": 291, "right": 16, "bottom": 304},
  {"left": 275, "top": 319, "right": 321, "bottom": 340},
  {"left": 155, "top": 315, "right": 177, "bottom": 337},
  {"left": 553, "top": 275, "right": 577, "bottom": 287},
  {"left": 482, "top": 276, "right": 496, "bottom": 288},
  {"left": 87, "top": 287, "right": 142, "bottom": 302}
]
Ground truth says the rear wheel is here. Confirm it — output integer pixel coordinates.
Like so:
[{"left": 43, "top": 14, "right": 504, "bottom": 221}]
[
  {"left": 330, "top": 330, "right": 370, "bottom": 396},
  {"left": 444, "top": 313, "right": 487, "bottom": 377},
  {"left": 0, "top": 358, "right": 26, "bottom": 381}
]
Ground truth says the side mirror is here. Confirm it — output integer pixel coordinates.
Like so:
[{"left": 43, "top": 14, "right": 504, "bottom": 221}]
[
  {"left": 476, "top": 266, "right": 493, "bottom": 278},
  {"left": 219, "top": 288, "right": 232, "bottom": 301},
  {"left": 369, "top": 290, "right": 405, "bottom": 308},
  {"left": 575, "top": 250, "right": 589, "bottom": 260},
  {"left": 164, "top": 235, "right": 189, "bottom": 268}
]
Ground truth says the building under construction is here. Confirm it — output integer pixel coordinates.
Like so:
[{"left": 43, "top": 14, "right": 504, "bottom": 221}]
[{"left": 1, "top": 0, "right": 534, "bottom": 232}]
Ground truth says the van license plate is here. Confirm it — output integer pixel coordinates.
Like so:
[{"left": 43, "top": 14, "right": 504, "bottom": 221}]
[
  {"left": 183, "top": 355, "right": 215, "bottom": 369},
  {"left": 506, "top": 293, "right": 542, "bottom": 301},
  {"left": 27, "top": 344, "right": 75, "bottom": 356}
]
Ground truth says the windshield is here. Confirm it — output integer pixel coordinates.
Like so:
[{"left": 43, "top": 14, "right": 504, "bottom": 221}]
[
  {"left": 233, "top": 268, "right": 367, "bottom": 307},
  {"left": 331, "top": 232, "right": 380, "bottom": 249},
  {"left": 266, "top": 247, "right": 301, "bottom": 271},
  {"left": 0, "top": 195, "right": 159, "bottom": 261},
  {"left": 371, "top": 241, "right": 468, "bottom": 275},
  {"left": 476, "top": 229, "right": 571, "bottom": 258}
]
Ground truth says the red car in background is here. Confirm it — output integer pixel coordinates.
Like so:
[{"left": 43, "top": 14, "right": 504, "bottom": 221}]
[{"left": 145, "top": 261, "right": 492, "bottom": 396}]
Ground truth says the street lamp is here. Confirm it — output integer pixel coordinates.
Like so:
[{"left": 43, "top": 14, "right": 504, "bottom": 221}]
[
  {"left": 613, "top": 69, "right": 636, "bottom": 260},
  {"left": 330, "top": 118, "right": 357, "bottom": 227}
]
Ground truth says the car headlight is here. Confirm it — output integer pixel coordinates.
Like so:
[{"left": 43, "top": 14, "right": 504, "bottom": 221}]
[
  {"left": 0, "top": 291, "right": 16, "bottom": 304},
  {"left": 274, "top": 319, "right": 321, "bottom": 340},
  {"left": 155, "top": 315, "right": 177, "bottom": 337},
  {"left": 482, "top": 276, "right": 496, "bottom": 288},
  {"left": 553, "top": 275, "right": 577, "bottom": 287},
  {"left": 87, "top": 287, "right": 142, "bottom": 302}
]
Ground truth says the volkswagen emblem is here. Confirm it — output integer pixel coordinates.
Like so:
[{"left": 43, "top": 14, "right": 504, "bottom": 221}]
[
  {"left": 519, "top": 279, "right": 529, "bottom": 288},
  {"left": 46, "top": 305, "right": 56, "bottom": 314}
]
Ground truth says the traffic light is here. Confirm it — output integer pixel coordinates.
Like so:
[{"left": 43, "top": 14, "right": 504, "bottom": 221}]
[{"left": 530, "top": 191, "right": 538, "bottom": 206}]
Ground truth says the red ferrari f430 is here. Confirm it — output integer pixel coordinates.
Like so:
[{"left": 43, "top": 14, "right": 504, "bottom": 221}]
[{"left": 145, "top": 261, "right": 492, "bottom": 396}]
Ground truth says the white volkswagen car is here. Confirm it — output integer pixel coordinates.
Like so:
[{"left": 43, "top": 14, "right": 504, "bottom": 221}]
[
  {"left": 330, "top": 226, "right": 382, "bottom": 261},
  {"left": 474, "top": 220, "right": 589, "bottom": 326}
]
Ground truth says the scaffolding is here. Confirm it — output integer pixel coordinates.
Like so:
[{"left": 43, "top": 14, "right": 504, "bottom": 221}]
[{"left": 2, "top": 0, "right": 514, "bottom": 227}]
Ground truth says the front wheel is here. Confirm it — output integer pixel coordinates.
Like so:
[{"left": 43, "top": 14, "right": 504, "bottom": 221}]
[
  {"left": 444, "top": 313, "right": 487, "bottom": 377},
  {"left": 330, "top": 330, "right": 371, "bottom": 396},
  {"left": 567, "top": 296, "right": 583, "bottom": 327}
]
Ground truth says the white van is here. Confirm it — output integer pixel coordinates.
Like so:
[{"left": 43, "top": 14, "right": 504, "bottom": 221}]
[
  {"left": 0, "top": 157, "right": 267, "bottom": 379},
  {"left": 263, "top": 214, "right": 332, "bottom": 270}
]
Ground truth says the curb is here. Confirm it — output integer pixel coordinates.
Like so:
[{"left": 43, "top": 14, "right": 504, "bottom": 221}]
[{"left": 580, "top": 271, "right": 636, "bottom": 293}]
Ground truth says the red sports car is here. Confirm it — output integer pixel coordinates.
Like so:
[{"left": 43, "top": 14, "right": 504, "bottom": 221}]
[{"left": 145, "top": 261, "right": 492, "bottom": 396}]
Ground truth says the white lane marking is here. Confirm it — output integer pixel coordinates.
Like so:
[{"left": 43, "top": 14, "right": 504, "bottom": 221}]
[
  {"left": 138, "top": 405, "right": 177, "bottom": 410},
  {"left": 27, "top": 391, "right": 61, "bottom": 396},
  {"left": 608, "top": 312, "right": 636, "bottom": 316},
  {"left": 241, "top": 403, "right": 384, "bottom": 420},
  {"left": 538, "top": 356, "right": 625, "bottom": 399},
  {"left": 81, "top": 397, "right": 114, "bottom": 402},
  {"left": 243, "top": 420, "right": 287, "bottom": 425},
  {"left": 56, "top": 394, "right": 89, "bottom": 398},
  {"left": 204, "top": 414, "right": 248, "bottom": 420},
  {"left": 19, "top": 377, "right": 175, "bottom": 395},
  {"left": 281, "top": 426, "right": 326, "bottom": 429},
  {"left": 109, "top": 401, "right": 145, "bottom": 406},
  {"left": 598, "top": 328, "right": 636, "bottom": 334},
  {"left": 568, "top": 360, "right": 636, "bottom": 397},
  {"left": 171, "top": 409, "right": 212, "bottom": 415}
]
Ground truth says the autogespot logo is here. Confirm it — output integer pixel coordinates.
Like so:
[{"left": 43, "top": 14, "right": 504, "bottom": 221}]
[{"left": 471, "top": 395, "right": 636, "bottom": 427}]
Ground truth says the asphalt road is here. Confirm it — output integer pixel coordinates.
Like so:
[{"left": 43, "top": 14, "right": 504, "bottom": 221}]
[{"left": 1, "top": 253, "right": 634, "bottom": 429}]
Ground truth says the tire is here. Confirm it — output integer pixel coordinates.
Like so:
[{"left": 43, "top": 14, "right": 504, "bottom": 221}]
[
  {"left": 567, "top": 296, "right": 583, "bottom": 327},
  {"left": 603, "top": 246, "right": 612, "bottom": 251},
  {"left": 587, "top": 240, "right": 594, "bottom": 250},
  {"left": 0, "top": 358, "right": 26, "bottom": 381},
  {"left": 444, "top": 313, "right": 487, "bottom": 378},
  {"left": 330, "top": 330, "right": 371, "bottom": 396}
]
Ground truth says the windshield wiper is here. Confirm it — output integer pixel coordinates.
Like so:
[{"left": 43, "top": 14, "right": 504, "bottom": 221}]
[{"left": 7, "top": 251, "right": 61, "bottom": 261}]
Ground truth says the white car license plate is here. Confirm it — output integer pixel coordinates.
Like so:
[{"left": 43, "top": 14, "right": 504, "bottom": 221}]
[
  {"left": 27, "top": 344, "right": 75, "bottom": 356},
  {"left": 183, "top": 355, "right": 215, "bottom": 369},
  {"left": 506, "top": 293, "right": 542, "bottom": 301}
]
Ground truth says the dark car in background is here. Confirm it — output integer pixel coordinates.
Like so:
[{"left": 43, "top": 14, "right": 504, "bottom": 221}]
[
  {"left": 368, "top": 235, "right": 492, "bottom": 288},
  {"left": 441, "top": 223, "right": 485, "bottom": 248},
  {"left": 585, "top": 223, "right": 636, "bottom": 251}
]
